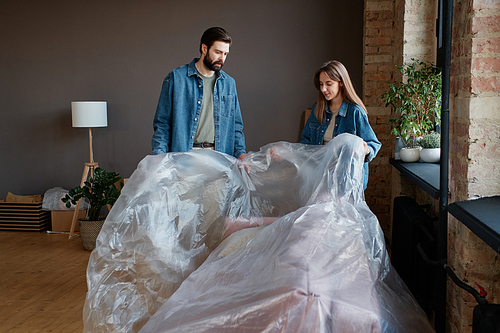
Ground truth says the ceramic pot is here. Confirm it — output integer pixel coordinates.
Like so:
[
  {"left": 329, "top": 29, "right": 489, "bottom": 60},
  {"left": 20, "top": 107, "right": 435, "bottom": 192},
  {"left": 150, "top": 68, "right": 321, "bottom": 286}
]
[
  {"left": 420, "top": 148, "right": 440, "bottom": 163},
  {"left": 400, "top": 147, "right": 421, "bottom": 163},
  {"left": 79, "top": 217, "right": 105, "bottom": 251}
]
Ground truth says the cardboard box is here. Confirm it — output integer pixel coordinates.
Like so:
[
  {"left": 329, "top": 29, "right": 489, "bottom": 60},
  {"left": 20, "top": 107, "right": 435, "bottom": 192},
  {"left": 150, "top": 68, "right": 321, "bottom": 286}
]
[{"left": 51, "top": 210, "right": 86, "bottom": 232}]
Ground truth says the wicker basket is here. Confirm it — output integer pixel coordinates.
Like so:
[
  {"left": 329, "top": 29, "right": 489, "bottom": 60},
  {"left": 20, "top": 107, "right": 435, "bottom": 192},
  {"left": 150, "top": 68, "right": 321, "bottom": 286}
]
[{"left": 78, "top": 218, "right": 105, "bottom": 251}]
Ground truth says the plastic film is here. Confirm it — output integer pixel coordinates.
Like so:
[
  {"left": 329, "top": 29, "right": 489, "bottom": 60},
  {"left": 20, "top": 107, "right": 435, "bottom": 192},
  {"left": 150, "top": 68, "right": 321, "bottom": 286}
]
[{"left": 83, "top": 133, "right": 434, "bottom": 333}]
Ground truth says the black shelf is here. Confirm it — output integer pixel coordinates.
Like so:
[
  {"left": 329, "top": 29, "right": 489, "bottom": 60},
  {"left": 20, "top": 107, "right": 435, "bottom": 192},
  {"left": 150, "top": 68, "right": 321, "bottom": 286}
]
[
  {"left": 389, "top": 158, "right": 440, "bottom": 199},
  {"left": 448, "top": 196, "right": 500, "bottom": 255}
]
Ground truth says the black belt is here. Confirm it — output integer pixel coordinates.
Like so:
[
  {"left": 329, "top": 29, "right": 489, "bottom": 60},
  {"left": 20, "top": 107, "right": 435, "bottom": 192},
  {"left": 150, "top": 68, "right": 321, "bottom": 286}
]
[{"left": 193, "top": 142, "right": 215, "bottom": 148}]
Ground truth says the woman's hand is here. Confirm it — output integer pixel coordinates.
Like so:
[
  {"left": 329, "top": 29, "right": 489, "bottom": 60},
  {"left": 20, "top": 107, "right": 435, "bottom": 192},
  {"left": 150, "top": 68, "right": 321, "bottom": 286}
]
[
  {"left": 270, "top": 147, "right": 282, "bottom": 161},
  {"left": 363, "top": 141, "right": 370, "bottom": 156}
]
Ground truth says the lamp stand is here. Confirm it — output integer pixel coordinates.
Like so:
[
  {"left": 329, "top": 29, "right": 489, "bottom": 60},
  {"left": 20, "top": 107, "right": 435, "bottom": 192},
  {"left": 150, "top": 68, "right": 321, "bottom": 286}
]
[{"left": 69, "top": 127, "right": 98, "bottom": 239}]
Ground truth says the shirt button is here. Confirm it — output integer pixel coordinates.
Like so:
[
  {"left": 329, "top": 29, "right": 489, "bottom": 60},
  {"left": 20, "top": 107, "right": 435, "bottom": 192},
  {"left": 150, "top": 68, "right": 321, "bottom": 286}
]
[
  {"left": 191, "top": 136, "right": 194, "bottom": 139},
  {"left": 194, "top": 118, "right": 198, "bottom": 121},
  {"left": 198, "top": 85, "right": 202, "bottom": 88},
  {"left": 198, "top": 101, "right": 201, "bottom": 104}
]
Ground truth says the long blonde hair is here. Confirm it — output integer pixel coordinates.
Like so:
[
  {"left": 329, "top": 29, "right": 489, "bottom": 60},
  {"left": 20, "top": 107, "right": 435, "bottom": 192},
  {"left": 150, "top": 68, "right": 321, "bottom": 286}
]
[{"left": 314, "top": 60, "right": 367, "bottom": 123}]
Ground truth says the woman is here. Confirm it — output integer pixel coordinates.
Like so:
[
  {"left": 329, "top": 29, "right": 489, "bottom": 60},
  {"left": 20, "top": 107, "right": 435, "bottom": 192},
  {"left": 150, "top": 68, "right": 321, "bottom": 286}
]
[{"left": 301, "top": 60, "right": 381, "bottom": 189}]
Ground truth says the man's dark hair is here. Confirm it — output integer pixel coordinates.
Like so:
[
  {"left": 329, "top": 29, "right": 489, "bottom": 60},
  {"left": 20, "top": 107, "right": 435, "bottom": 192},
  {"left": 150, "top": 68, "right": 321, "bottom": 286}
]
[{"left": 199, "top": 27, "right": 232, "bottom": 54}]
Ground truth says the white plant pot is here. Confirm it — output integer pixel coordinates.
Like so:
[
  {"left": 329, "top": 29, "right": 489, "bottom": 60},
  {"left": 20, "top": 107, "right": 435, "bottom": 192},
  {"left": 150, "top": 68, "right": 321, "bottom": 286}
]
[
  {"left": 420, "top": 148, "right": 441, "bottom": 163},
  {"left": 400, "top": 147, "right": 421, "bottom": 163}
]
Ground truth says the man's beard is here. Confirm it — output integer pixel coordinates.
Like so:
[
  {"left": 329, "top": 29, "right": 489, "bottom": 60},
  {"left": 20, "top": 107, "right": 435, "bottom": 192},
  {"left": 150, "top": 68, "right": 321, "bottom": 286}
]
[{"left": 203, "top": 54, "right": 223, "bottom": 72}]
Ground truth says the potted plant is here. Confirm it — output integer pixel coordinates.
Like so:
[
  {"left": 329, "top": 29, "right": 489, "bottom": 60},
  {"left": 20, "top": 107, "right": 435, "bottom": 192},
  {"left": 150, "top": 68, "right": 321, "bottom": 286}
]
[
  {"left": 419, "top": 131, "right": 441, "bottom": 163},
  {"left": 62, "top": 167, "right": 122, "bottom": 250},
  {"left": 382, "top": 59, "right": 442, "bottom": 162},
  {"left": 399, "top": 135, "right": 422, "bottom": 162}
]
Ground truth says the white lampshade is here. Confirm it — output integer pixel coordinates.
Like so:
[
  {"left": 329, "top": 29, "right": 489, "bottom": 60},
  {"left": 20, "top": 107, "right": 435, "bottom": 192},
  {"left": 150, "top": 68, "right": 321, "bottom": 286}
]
[{"left": 71, "top": 101, "right": 108, "bottom": 128}]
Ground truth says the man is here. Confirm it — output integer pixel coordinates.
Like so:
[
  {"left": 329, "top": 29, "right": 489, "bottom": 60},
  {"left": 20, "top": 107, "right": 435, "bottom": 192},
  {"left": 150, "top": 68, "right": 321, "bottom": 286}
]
[{"left": 152, "top": 27, "right": 247, "bottom": 160}]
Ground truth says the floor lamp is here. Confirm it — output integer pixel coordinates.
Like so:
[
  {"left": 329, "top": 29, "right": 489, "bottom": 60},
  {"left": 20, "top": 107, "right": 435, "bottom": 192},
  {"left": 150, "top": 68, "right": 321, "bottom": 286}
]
[{"left": 68, "top": 101, "right": 108, "bottom": 239}]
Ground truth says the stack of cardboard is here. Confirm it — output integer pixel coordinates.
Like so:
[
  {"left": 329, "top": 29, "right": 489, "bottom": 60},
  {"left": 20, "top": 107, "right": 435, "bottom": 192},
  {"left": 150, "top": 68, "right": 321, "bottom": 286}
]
[{"left": 0, "top": 199, "right": 51, "bottom": 231}]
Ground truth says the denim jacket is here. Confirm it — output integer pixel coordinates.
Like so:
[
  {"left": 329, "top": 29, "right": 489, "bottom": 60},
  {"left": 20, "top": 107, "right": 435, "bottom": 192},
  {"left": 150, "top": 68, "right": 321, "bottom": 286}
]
[
  {"left": 152, "top": 58, "right": 246, "bottom": 158},
  {"left": 300, "top": 101, "right": 381, "bottom": 189}
]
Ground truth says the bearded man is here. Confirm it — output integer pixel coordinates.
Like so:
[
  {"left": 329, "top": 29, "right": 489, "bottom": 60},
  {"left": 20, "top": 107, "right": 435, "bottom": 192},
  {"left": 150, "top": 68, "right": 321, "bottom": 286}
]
[{"left": 152, "top": 27, "right": 247, "bottom": 159}]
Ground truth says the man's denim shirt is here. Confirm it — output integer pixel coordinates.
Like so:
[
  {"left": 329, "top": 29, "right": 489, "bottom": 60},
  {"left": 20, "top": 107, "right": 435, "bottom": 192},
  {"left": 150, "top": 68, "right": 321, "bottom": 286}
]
[
  {"left": 300, "top": 101, "right": 381, "bottom": 189},
  {"left": 152, "top": 58, "right": 246, "bottom": 158}
]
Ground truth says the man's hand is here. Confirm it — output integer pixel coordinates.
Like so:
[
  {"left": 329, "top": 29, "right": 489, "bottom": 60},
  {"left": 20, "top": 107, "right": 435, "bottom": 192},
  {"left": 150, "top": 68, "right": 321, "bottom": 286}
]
[{"left": 237, "top": 153, "right": 250, "bottom": 173}]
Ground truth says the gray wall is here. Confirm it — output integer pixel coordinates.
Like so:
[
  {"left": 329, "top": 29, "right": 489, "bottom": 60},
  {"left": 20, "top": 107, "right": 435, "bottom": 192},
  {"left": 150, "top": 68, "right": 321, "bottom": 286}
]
[{"left": 0, "top": 0, "right": 363, "bottom": 198}]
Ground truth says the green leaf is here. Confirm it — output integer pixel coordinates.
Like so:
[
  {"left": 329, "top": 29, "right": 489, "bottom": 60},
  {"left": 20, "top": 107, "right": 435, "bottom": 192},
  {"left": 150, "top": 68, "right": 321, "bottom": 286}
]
[
  {"left": 381, "top": 59, "right": 442, "bottom": 139},
  {"left": 60, "top": 167, "right": 123, "bottom": 221}
]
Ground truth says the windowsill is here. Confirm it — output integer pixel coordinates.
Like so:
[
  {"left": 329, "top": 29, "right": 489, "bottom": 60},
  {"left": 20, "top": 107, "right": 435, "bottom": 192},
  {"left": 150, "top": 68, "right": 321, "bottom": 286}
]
[
  {"left": 389, "top": 158, "right": 440, "bottom": 199},
  {"left": 389, "top": 159, "right": 500, "bottom": 254},
  {"left": 389, "top": 158, "right": 500, "bottom": 253},
  {"left": 448, "top": 196, "right": 500, "bottom": 255}
]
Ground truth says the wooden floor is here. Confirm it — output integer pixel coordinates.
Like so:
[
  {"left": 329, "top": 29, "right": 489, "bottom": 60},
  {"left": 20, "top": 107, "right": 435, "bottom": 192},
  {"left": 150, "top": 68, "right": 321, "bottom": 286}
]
[{"left": 0, "top": 231, "right": 91, "bottom": 333}]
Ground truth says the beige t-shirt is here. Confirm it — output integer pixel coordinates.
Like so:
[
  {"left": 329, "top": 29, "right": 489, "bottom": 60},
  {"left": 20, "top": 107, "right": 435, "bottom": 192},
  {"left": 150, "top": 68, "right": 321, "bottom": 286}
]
[
  {"left": 194, "top": 71, "right": 216, "bottom": 144},
  {"left": 322, "top": 109, "right": 339, "bottom": 144}
]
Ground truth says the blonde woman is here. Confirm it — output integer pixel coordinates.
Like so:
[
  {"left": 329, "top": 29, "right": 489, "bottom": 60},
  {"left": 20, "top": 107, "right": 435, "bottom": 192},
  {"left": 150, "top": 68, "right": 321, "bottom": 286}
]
[{"left": 301, "top": 60, "right": 381, "bottom": 189}]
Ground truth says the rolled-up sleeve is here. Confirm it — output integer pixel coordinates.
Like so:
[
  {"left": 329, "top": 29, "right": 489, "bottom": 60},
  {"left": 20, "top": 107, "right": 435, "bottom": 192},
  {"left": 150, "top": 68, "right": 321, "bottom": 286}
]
[
  {"left": 355, "top": 110, "right": 381, "bottom": 163},
  {"left": 233, "top": 91, "right": 246, "bottom": 158}
]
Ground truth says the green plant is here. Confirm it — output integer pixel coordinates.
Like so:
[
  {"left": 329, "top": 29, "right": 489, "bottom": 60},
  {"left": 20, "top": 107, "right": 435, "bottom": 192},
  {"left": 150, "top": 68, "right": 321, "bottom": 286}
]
[
  {"left": 382, "top": 59, "right": 442, "bottom": 148},
  {"left": 419, "top": 131, "right": 441, "bottom": 149},
  {"left": 62, "top": 168, "right": 122, "bottom": 220}
]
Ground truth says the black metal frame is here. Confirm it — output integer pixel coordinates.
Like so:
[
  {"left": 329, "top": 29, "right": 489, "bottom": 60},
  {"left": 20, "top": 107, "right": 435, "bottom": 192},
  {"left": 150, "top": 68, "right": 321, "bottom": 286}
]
[{"left": 432, "top": 0, "right": 453, "bottom": 330}]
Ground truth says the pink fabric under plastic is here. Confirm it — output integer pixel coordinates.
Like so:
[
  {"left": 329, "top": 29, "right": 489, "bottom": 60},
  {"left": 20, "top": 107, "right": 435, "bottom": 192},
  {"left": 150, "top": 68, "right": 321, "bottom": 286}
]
[{"left": 83, "top": 133, "right": 434, "bottom": 332}]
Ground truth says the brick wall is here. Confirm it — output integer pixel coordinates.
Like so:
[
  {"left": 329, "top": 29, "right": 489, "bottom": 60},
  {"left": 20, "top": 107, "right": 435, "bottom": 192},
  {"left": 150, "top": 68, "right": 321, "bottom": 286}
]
[
  {"left": 402, "top": 0, "right": 437, "bottom": 63},
  {"left": 363, "top": 0, "right": 437, "bottom": 241},
  {"left": 448, "top": 0, "right": 500, "bottom": 332},
  {"left": 363, "top": 0, "right": 396, "bottom": 236},
  {"left": 364, "top": 0, "right": 500, "bottom": 332},
  {"left": 363, "top": 0, "right": 500, "bottom": 332}
]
